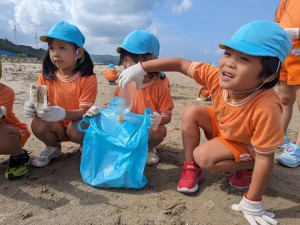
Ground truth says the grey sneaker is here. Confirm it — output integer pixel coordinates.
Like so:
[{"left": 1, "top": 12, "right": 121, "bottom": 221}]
[
  {"left": 146, "top": 148, "right": 159, "bottom": 166},
  {"left": 31, "top": 146, "right": 62, "bottom": 167}
]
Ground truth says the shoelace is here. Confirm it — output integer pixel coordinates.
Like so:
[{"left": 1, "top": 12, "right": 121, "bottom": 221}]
[
  {"left": 40, "top": 150, "right": 51, "bottom": 157},
  {"left": 182, "top": 167, "right": 198, "bottom": 179}
]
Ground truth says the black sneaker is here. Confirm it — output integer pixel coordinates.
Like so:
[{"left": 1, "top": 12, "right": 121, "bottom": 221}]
[{"left": 5, "top": 150, "right": 30, "bottom": 180}]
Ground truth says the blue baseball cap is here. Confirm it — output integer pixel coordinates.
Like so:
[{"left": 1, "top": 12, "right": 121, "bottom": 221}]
[
  {"left": 219, "top": 20, "right": 292, "bottom": 62},
  {"left": 40, "top": 21, "right": 85, "bottom": 48},
  {"left": 116, "top": 30, "right": 160, "bottom": 58},
  {"left": 107, "top": 64, "right": 115, "bottom": 68}
]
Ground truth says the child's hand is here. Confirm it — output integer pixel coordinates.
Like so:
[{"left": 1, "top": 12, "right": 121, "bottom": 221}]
[
  {"left": 38, "top": 105, "right": 66, "bottom": 122},
  {"left": 118, "top": 62, "right": 146, "bottom": 89},
  {"left": 232, "top": 195, "right": 277, "bottom": 225},
  {"left": 83, "top": 105, "right": 99, "bottom": 117},
  {"left": 0, "top": 106, "right": 6, "bottom": 119},
  {"left": 24, "top": 101, "right": 37, "bottom": 118},
  {"left": 150, "top": 112, "right": 161, "bottom": 127}
]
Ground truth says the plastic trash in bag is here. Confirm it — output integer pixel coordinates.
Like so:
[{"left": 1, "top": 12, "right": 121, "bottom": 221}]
[{"left": 78, "top": 97, "right": 151, "bottom": 189}]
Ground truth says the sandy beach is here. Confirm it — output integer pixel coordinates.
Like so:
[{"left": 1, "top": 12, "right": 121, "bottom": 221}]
[{"left": 0, "top": 62, "right": 299, "bottom": 225}]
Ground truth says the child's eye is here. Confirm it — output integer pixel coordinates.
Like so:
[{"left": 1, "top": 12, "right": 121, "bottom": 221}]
[
  {"left": 240, "top": 57, "right": 249, "bottom": 62},
  {"left": 223, "top": 51, "right": 230, "bottom": 57}
]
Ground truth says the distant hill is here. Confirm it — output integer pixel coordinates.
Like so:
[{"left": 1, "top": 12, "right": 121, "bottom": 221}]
[
  {"left": 0, "top": 38, "right": 119, "bottom": 65},
  {"left": 0, "top": 38, "right": 45, "bottom": 59},
  {"left": 90, "top": 54, "right": 119, "bottom": 65}
]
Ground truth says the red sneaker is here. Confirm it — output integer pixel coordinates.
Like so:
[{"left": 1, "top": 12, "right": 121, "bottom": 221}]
[
  {"left": 229, "top": 170, "right": 253, "bottom": 189},
  {"left": 177, "top": 161, "right": 203, "bottom": 193}
]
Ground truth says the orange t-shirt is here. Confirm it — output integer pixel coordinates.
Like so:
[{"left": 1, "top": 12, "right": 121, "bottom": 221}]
[
  {"left": 188, "top": 62, "right": 284, "bottom": 155},
  {"left": 0, "top": 83, "right": 31, "bottom": 144},
  {"left": 276, "top": 0, "right": 300, "bottom": 84},
  {"left": 104, "top": 68, "right": 118, "bottom": 82},
  {"left": 275, "top": 0, "right": 300, "bottom": 28},
  {"left": 114, "top": 77, "right": 174, "bottom": 117},
  {"left": 37, "top": 72, "right": 98, "bottom": 125}
]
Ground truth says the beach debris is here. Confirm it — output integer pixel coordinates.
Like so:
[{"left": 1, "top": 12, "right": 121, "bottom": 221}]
[
  {"left": 30, "top": 83, "right": 48, "bottom": 113},
  {"left": 117, "top": 114, "right": 125, "bottom": 123}
]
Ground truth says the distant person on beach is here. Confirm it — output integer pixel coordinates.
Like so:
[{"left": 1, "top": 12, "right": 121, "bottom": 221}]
[
  {"left": 275, "top": 0, "right": 300, "bottom": 168},
  {"left": 85, "top": 30, "right": 174, "bottom": 166},
  {"left": 0, "top": 61, "right": 31, "bottom": 179},
  {"left": 23, "top": 21, "right": 97, "bottom": 168},
  {"left": 117, "top": 21, "right": 292, "bottom": 224},
  {"left": 103, "top": 64, "right": 119, "bottom": 85}
]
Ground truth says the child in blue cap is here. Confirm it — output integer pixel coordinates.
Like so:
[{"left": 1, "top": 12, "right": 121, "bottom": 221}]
[
  {"left": 118, "top": 20, "right": 292, "bottom": 224},
  {"left": 103, "top": 64, "right": 118, "bottom": 85},
  {"left": 85, "top": 30, "right": 174, "bottom": 166},
  {"left": 24, "top": 21, "right": 98, "bottom": 168}
]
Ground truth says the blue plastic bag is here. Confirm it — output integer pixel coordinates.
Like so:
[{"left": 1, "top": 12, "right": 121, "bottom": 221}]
[{"left": 78, "top": 97, "right": 151, "bottom": 189}]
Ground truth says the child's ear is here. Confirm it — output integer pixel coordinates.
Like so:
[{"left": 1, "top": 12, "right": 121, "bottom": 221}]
[
  {"left": 77, "top": 48, "right": 84, "bottom": 59},
  {"left": 149, "top": 54, "right": 156, "bottom": 60}
]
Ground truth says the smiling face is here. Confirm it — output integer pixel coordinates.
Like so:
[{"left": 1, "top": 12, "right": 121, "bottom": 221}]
[
  {"left": 48, "top": 39, "right": 79, "bottom": 74},
  {"left": 218, "top": 48, "right": 265, "bottom": 98}
]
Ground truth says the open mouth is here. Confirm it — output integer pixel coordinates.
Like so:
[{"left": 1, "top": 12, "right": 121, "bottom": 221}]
[{"left": 222, "top": 71, "right": 234, "bottom": 78}]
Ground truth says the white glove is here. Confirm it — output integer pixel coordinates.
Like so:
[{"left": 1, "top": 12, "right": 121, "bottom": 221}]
[
  {"left": 150, "top": 112, "right": 162, "bottom": 127},
  {"left": 284, "top": 28, "right": 299, "bottom": 40},
  {"left": 24, "top": 101, "right": 37, "bottom": 118},
  {"left": 232, "top": 195, "right": 278, "bottom": 225},
  {"left": 0, "top": 106, "right": 7, "bottom": 119},
  {"left": 118, "top": 62, "right": 147, "bottom": 89},
  {"left": 38, "top": 105, "right": 66, "bottom": 122},
  {"left": 83, "top": 105, "right": 99, "bottom": 117}
]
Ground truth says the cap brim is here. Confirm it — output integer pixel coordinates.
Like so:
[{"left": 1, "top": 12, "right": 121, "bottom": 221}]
[
  {"left": 116, "top": 45, "right": 147, "bottom": 55},
  {"left": 39, "top": 36, "right": 48, "bottom": 42},
  {"left": 219, "top": 40, "right": 277, "bottom": 58},
  {"left": 116, "top": 47, "right": 123, "bottom": 54}
]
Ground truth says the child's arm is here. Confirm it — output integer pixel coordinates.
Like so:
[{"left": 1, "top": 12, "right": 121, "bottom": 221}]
[
  {"left": 64, "top": 107, "right": 89, "bottom": 121},
  {"left": 119, "top": 58, "right": 193, "bottom": 89},
  {"left": 160, "top": 113, "right": 171, "bottom": 126},
  {"left": 232, "top": 152, "right": 278, "bottom": 225},
  {"left": 247, "top": 153, "right": 274, "bottom": 199}
]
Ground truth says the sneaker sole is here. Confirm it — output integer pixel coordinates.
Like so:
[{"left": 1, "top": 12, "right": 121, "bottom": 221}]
[
  {"left": 228, "top": 181, "right": 250, "bottom": 189},
  {"left": 177, "top": 174, "right": 204, "bottom": 193},
  {"left": 276, "top": 158, "right": 300, "bottom": 168},
  {"left": 5, "top": 167, "right": 28, "bottom": 180}
]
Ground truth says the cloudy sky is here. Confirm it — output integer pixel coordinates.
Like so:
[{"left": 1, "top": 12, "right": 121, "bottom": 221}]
[{"left": 0, "top": 0, "right": 280, "bottom": 62}]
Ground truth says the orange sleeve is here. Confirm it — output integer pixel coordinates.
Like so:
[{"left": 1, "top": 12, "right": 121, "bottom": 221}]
[
  {"left": 0, "top": 83, "right": 14, "bottom": 114},
  {"left": 250, "top": 95, "right": 284, "bottom": 154},
  {"left": 0, "top": 83, "right": 30, "bottom": 137},
  {"left": 79, "top": 75, "right": 98, "bottom": 108},
  {"left": 37, "top": 73, "right": 47, "bottom": 85},
  {"left": 189, "top": 62, "right": 219, "bottom": 92},
  {"left": 155, "top": 78, "right": 174, "bottom": 115}
]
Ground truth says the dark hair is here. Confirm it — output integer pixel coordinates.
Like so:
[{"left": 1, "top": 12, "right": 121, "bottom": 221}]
[
  {"left": 42, "top": 39, "right": 94, "bottom": 80},
  {"left": 118, "top": 49, "right": 165, "bottom": 80},
  {"left": 258, "top": 56, "right": 281, "bottom": 89}
]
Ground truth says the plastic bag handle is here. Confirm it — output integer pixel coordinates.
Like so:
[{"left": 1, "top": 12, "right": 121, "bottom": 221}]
[{"left": 78, "top": 116, "right": 91, "bottom": 133}]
